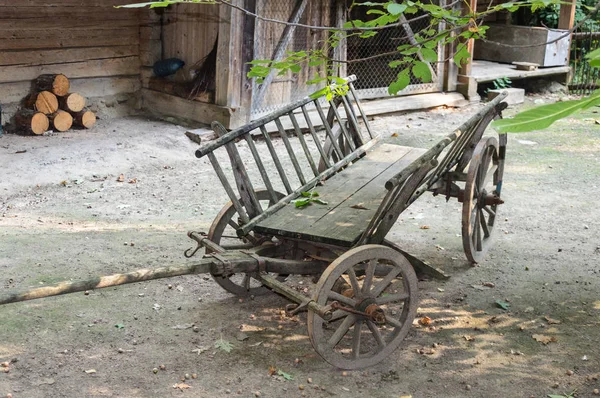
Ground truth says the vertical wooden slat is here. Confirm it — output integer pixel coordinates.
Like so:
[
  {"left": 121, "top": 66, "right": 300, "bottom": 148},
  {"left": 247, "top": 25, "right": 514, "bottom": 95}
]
[
  {"left": 213, "top": 122, "right": 263, "bottom": 218},
  {"left": 314, "top": 100, "right": 344, "bottom": 159},
  {"left": 328, "top": 100, "right": 356, "bottom": 151},
  {"left": 301, "top": 105, "right": 330, "bottom": 169},
  {"left": 340, "top": 95, "right": 364, "bottom": 147},
  {"left": 348, "top": 82, "right": 374, "bottom": 139},
  {"left": 333, "top": 0, "right": 348, "bottom": 78},
  {"left": 274, "top": 118, "right": 306, "bottom": 185},
  {"left": 244, "top": 134, "right": 279, "bottom": 204},
  {"left": 259, "top": 125, "right": 293, "bottom": 194},
  {"left": 288, "top": 112, "right": 319, "bottom": 176},
  {"left": 208, "top": 152, "right": 250, "bottom": 224}
]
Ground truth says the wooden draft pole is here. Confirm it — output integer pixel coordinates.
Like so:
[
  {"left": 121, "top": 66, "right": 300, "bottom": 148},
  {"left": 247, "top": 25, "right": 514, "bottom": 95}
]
[{"left": 252, "top": 0, "right": 309, "bottom": 110}]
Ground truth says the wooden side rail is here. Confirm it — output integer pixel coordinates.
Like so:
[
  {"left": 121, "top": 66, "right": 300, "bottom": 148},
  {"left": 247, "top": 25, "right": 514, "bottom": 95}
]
[
  {"left": 195, "top": 76, "right": 375, "bottom": 237},
  {"left": 358, "top": 92, "right": 508, "bottom": 246}
]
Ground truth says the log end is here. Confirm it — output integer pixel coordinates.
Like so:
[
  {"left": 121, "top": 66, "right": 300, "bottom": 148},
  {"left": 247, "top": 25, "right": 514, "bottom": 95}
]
[
  {"left": 53, "top": 74, "right": 70, "bottom": 97},
  {"left": 51, "top": 110, "right": 73, "bottom": 132},
  {"left": 31, "top": 112, "right": 50, "bottom": 135}
]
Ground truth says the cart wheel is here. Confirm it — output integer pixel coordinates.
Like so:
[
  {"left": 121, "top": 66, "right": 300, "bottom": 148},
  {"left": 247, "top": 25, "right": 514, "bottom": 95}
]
[
  {"left": 307, "top": 245, "right": 418, "bottom": 369},
  {"left": 208, "top": 190, "right": 286, "bottom": 297},
  {"left": 462, "top": 136, "right": 505, "bottom": 263}
]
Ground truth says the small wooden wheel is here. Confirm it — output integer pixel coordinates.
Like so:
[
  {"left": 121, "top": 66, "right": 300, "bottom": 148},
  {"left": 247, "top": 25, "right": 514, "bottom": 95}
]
[
  {"left": 462, "top": 136, "right": 505, "bottom": 263},
  {"left": 208, "top": 190, "right": 285, "bottom": 297},
  {"left": 307, "top": 245, "right": 418, "bottom": 369}
]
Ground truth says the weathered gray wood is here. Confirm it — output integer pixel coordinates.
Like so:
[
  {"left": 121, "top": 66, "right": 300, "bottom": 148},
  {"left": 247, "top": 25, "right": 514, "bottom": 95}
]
[
  {"left": 238, "top": 137, "right": 381, "bottom": 237},
  {"left": 314, "top": 100, "right": 344, "bottom": 159},
  {"left": 383, "top": 240, "right": 449, "bottom": 280},
  {"left": 340, "top": 95, "right": 364, "bottom": 147},
  {"left": 244, "top": 135, "right": 279, "bottom": 204},
  {"left": 212, "top": 122, "right": 263, "bottom": 218},
  {"left": 288, "top": 111, "right": 319, "bottom": 177},
  {"left": 328, "top": 100, "right": 356, "bottom": 152},
  {"left": 208, "top": 152, "right": 250, "bottom": 224},
  {"left": 259, "top": 125, "right": 293, "bottom": 194},
  {"left": 348, "top": 82, "right": 374, "bottom": 139},
  {"left": 254, "top": 144, "right": 425, "bottom": 247},
  {"left": 301, "top": 104, "right": 330, "bottom": 169},
  {"left": 195, "top": 75, "right": 358, "bottom": 158},
  {"left": 274, "top": 117, "right": 306, "bottom": 185}
]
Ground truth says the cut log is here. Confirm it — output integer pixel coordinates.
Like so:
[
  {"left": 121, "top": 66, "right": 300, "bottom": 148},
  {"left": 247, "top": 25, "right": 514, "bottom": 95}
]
[
  {"left": 59, "top": 93, "right": 86, "bottom": 113},
  {"left": 49, "top": 110, "right": 73, "bottom": 132},
  {"left": 71, "top": 110, "right": 96, "bottom": 129},
  {"left": 15, "top": 109, "right": 49, "bottom": 135},
  {"left": 35, "top": 91, "right": 59, "bottom": 114},
  {"left": 35, "top": 74, "right": 70, "bottom": 97}
]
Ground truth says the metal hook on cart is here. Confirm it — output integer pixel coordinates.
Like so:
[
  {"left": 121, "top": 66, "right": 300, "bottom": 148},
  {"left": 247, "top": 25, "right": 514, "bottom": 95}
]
[{"left": 184, "top": 231, "right": 208, "bottom": 258}]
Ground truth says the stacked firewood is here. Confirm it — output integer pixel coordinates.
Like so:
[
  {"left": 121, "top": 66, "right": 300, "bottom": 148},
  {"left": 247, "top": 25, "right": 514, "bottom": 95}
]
[{"left": 15, "top": 74, "right": 96, "bottom": 135}]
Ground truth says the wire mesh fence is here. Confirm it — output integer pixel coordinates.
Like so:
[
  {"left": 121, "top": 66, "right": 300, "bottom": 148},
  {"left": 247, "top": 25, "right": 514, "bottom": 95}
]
[
  {"left": 569, "top": 21, "right": 600, "bottom": 95},
  {"left": 251, "top": 0, "right": 444, "bottom": 117}
]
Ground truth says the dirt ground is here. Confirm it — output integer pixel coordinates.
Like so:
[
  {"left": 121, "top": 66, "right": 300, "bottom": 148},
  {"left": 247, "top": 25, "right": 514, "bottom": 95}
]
[{"left": 1, "top": 96, "right": 599, "bottom": 398}]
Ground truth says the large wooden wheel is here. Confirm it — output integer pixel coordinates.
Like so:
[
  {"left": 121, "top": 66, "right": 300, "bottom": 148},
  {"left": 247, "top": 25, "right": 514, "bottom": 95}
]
[
  {"left": 208, "top": 190, "right": 285, "bottom": 297},
  {"left": 307, "top": 245, "right": 418, "bottom": 369},
  {"left": 462, "top": 136, "right": 505, "bottom": 263}
]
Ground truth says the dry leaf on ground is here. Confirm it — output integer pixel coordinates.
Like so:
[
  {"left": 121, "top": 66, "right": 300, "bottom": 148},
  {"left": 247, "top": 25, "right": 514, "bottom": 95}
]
[
  {"left": 420, "top": 225, "right": 430, "bottom": 230},
  {"left": 173, "top": 383, "right": 191, "bottom": 390},
  {"left": 419, "top": 316, "right": 432, "bottom": 326},
  {"left": 544, "top": 316, "right": 561, "bottom": 324},
  {"left": 117, "top": 174, "right": 125, "bottom": 182},
  {"left": 532, "top": 334, "right": 557, "bottom": 345}
]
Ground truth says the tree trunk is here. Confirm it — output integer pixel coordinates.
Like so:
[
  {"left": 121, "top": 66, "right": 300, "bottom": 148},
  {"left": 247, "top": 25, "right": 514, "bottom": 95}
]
[
  {"left": 49, "top": 110, "right": 73, "bottom": 132},
  {"left": 35, "top": 74, "right": 70, "bottom": 97},
  {"left": 59, "top": 93, "right": 86, "bottom": 113},
  {"left": 35, "top": 91, "right": 59, "bottom": 114},
  {"left": 15, "top": 109, "right": 49, "bottom": 135},
  {"left": 71, "top": 110, "right": 96, "bottom": 129}
]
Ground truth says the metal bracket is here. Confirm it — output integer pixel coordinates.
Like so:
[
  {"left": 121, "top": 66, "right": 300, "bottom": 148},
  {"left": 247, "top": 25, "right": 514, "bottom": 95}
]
[
  {"left": 211, "top": 253, "right": 233, "bottom": 275},
  {"left": 285, "top": 301, "right": 310, "bottom": 317},
  {"left": 184, "top": 231, "right": 209, "bottom": 258},
  {"left": 243, "top": 251, "right": 266, "bottom": 273}
]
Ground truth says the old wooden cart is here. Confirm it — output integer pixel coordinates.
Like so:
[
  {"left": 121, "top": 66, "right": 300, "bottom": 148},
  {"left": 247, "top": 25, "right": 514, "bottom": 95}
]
[{"left": 0, "top": 76, "right": 508, "bottom": 369}]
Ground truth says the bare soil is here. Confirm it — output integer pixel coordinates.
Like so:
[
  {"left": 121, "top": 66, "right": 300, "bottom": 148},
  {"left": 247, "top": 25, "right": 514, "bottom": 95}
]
[{"left": 1, "top": 97, "right": 599, "bottom": 398}]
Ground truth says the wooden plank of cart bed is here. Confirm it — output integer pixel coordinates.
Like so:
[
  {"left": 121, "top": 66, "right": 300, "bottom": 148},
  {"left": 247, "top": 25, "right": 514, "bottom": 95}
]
[{"left": 254, "top": 143, "right": 427, "bottom": 247}]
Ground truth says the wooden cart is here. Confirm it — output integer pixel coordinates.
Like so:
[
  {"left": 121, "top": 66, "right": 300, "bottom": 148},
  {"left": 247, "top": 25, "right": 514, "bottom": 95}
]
[{"left": 0, "top": 76, "right": 508, "bottom": 369}]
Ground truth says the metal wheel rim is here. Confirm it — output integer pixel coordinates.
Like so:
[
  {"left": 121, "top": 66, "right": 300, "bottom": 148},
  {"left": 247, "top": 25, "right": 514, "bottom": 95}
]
[
  {"left": 462, "top": 137, "right": 503, "bottom": 263},
  {"left": 307, "top": 245, "right": 418, "bottom": 369},
  {"left": 208, "top": 190, "right": 284, "bottom": 297}
]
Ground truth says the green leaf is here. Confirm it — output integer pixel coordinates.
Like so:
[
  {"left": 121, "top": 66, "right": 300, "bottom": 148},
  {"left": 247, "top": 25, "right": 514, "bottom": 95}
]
[
  {"left": 388, "top": 68, "right": 410, "bottom": 95},
  {"left": 215, "top": 338, "right": 233, "bottom": 353},
  {"left": 115, "top": 324, "right": 125, "bottom": 329},
  {"left": 387, "top": 3, "right": 407, "bottom": 15},
  {"left": 277, "top": 370, "right": 294, "bottom": 381},
  {"left": 292, "top": 198, "right": 311, "bottom": 208},
  {"left": 586, "top": 47, "right": 600, "bottom": 68},
  {"left": 495, "top": 300, "right": 510, "bottom": 310},
  {"left": 312, "top": 198, "right": 328, "bottom": 205},
  {"left": 453, "top": 46, "right": 470, "bottom": 68},
  {"left": 420, "top": 48, "right": 438, "bottom": 63},
  {"left": 492, "top": 91, "right": 600, "bottom": 133},
  {"left": 412, "top": 61, "right": 432, "bottom": 82}
]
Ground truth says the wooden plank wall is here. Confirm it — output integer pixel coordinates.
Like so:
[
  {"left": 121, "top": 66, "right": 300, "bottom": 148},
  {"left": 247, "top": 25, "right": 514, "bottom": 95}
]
[
  {"left": 0, "top": 0, "right": 141, "bottom": 107},
  {"left": 162, "top": 3, "right": 220, "bottom": 81}
]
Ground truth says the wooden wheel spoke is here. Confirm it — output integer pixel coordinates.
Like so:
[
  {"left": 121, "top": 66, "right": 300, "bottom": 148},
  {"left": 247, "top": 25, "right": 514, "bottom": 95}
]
[
  {"left": 366, "top": 320, "right": 386, "bottom": 348},
  {"left": 351, "top": 320, "right": 363, "bottom": 359},
  {"left": 328, "top": 315, "right": 356, "bottom": 348},
  {"left": 483, "top": 206, "right": 495, "bottom": 217},
  {"left": 385, "top": 316, "right": 403, "bottom": 329},
  {"left": 328, "top": 291, "right": 357, "bottom": 307},
  {"left": 479, "top": 209, "right": 490, "bottom": 238},
  {"left": 475, "top": 211, "right": 482, "bottom": 250},
  {"left": 329, "top": 310, "right": 348, "bottom": 322},
  {"left": 347, "top": 267, "right": 361, "bottom": 299},
  {"left": 361, "top": 259, "right": 376, "bottom": 294},
  {"left": 375, "top": 292, "right": 409, "bottom": 305},
  {"left": 227, "top": 219, "right": 239, "bottom": 230},
  {"left": 371, "top": 267, "right": 402, "bottom": 297},
  {"left": 242, "top": 274, "right": 251, "bottom": 290}
]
